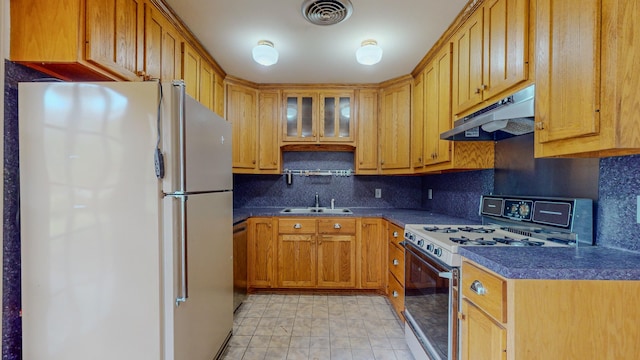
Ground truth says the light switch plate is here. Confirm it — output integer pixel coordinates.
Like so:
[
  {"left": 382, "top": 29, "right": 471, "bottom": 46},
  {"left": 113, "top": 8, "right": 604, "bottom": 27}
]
[
  {"left": 375, "top": 189, "right": 382, "bottom": 198},
  {"left": 428, "top": 189, "right": 433, "bottom": 200}
]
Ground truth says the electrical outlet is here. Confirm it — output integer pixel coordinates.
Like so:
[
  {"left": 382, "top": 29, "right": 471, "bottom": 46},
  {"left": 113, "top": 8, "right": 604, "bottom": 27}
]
[
  {"left": 375, "top": 189, "right": 382, "bottom": 198},
  {"left": 428, "top": 189, "right": 433, "bottom": 200},
  {"left": 637, "top": 196, "right": 640, "bottom": 224}
]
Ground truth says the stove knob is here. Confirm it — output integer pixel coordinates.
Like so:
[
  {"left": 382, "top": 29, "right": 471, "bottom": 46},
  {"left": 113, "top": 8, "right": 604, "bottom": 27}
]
[
  {"left": 426, "top": 244, "right": 434, "bottom": 252},
  {"left": 417, "top": 239, "right": 425, "bottom": 247},
  {"left": 434, "top": 248, "right": 443, "bottom": 257}
]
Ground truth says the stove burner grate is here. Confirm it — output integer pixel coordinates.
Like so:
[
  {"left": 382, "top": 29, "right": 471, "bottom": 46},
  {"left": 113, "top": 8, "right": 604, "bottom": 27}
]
[
  {"left": 449, "top": 236, "right": 497, "bottom": 246},
  {"left": 423, "top": 226, "right": 458, "bottom": 233},
  {"left": 457, "top": 226, "right": 496, "bottom": 234},
  {"left": 493, "top": 236, "right": 545, "bottom": 247}
]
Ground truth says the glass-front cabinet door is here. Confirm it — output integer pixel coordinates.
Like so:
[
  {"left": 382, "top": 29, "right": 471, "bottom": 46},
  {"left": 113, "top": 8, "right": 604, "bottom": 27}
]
[
  {"left": 320, "top": 92, "right": 354, "bottom": 143},
  {"left": 281, "top": 90, "right": 354, "bottom": 144},
  {"left": 282, "top": 92, "right": 317, "bottom": 142}
]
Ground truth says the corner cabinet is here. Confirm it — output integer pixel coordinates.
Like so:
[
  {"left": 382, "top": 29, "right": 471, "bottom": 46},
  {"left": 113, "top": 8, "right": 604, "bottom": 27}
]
[
  {"left": 460, "top": 259, "right": 640, "bottom": 359},
  {"left": 534, "top": 0, "right": 640, "bottom": 157},
  {"left": 379, "top": 76, "right": 412, "bottom": 174},
  {"left": 452, "top": 0, "right": 529, "bottom": 116},
  {"left": 281, "top": 91, "right": 355, "bottom": 145}
]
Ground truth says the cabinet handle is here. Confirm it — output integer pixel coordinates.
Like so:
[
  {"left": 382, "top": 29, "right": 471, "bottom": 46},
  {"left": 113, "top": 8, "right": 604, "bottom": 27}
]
[
  {"left": 393, "top": 259, "right": 399, "bottom": 266},
  {"left": 481, "top": 84, "right": 487, "bottom": 90},
  {"left": 470, "top": 280, "right": 487, "bottom": 295},
  {"left": 393, "top": 231, "right": 398, "bottom": 238},
  {"left": 294, "top": 223, "right": 302, "bottom": 229},
  {"left": 252, "top": 159, "right": 256, "bottom": 164},
  {"left": 392, "top": 290, "right": 399, "bottom": 298},
  {"left": 475, "top": 88, "right": 481, "bottom": 94},
  {"left": 381, "top": 160, "right": 385, "bottom": 165},
  {"left": 535, "top": 122, "right": 545, "bottom": 130},
  {"left": 458, "top": 312, "right": 466, "bottom": 321},
  {"left": 417, "top": 157, "right": 422, "bottom": 162},
  {"left": 334, "top": 223, "right": 342, "bottom": 229}
]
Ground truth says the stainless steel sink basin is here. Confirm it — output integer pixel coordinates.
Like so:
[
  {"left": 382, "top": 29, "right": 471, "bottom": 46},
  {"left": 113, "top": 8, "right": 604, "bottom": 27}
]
[{"left": 279, "top": 207, "right": 353, "bottom": 214}]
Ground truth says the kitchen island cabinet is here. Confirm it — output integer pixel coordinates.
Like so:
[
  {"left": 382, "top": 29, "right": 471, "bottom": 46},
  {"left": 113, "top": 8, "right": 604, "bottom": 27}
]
[
  {"left": 534, "top": 0, "right": 640, "bottom": 157},
  {"left": 460, "top": 259, "right": 640, "bottom": 360}
]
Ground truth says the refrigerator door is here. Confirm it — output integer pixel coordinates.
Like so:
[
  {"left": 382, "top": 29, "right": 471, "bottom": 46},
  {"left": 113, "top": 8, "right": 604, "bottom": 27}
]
[
  {"left": 19, "top": 82, "right": 164, "bottom": 360},
  {"left": 162, "top": 191, "right": 233, "bottom": 360},
  {"left": 162, "top": 83, "right": 232, "bottom": 194}
]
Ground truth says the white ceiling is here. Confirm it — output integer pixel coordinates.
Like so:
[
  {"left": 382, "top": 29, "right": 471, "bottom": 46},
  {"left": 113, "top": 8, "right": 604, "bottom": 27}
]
[{"left": 163, "top": 0, "right": 469, "bottom": 84}]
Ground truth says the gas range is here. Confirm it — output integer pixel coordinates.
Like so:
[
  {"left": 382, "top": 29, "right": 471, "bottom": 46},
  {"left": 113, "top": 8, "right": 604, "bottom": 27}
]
[
  {"left": 403, "top": 195, "right": 594, "bottom": 267},
  {"left": 404, "top": 224, "right": 568, "bottom": 266}
]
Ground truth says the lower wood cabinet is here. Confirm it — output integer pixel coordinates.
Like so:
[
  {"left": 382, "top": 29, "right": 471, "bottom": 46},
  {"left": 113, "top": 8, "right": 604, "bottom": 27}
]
[
  {"left": 247, "top": 217, "right": 276, "bottom": 289},
  {"left": 387, "top": 222, "right": 405, "bottom": 320},
  {"left": 247, "top": 216, "right": 386, "bottom": 292},
  {"left": 460, "top": 259, "right": 640, "bottom": 360}
]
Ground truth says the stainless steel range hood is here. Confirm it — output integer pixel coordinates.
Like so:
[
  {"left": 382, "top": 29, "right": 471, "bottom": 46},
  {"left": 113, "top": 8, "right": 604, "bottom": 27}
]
[{"left": 440, "top": 85, "right": 535, "bottom": 141}]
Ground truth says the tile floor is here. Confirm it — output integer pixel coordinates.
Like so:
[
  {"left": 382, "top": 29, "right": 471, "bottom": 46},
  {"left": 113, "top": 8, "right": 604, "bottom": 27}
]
[{"left": 221, "top": 293, "right": 415, "bottom": 360}]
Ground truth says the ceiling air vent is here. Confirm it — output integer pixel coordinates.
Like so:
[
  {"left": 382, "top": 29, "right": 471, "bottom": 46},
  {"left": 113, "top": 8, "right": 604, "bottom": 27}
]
[{"left": 301, "top": 0, "right": 353, "bottom": 26}]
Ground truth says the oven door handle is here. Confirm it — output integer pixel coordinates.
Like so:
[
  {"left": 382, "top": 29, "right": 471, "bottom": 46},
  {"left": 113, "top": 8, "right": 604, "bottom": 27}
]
[{"left": 438, "top": 271, "right": 452, "bottom": 279}]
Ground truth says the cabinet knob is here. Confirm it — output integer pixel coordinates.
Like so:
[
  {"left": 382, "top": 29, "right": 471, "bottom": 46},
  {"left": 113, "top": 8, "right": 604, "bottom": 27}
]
[
  {"left": 381, "top": 160, "right": 385, "bottom": 165},
  {"left": 458, "top": 313, "right": 466, "bottom": 321},
  {"left": 334, "top": 223, "right": 342, "bottom": 229},
  {"left": 393, "top": 231, "right": 398, "bottom": 238},
  {"left": 417, "top": 157, "right": 422, "bottom": 162},
  {"left": 393, "top": 259, "right": 399, "bottom": 266},
  {"left": 294, "top": 223, "right": 302, "bottom": 229},
  {"left": 535, "top": 122, "right": 545, "bottom": 130},
  {"left": 252, "top": 159, "right": 256, "bottom": 164},
  {"left": 481, "top": 84, "right": 487, "bottom": 90},
  {"left": 392, "top": 290, "right": 399, "bottom": 298},
  {"left": 475, "top": 88, "right": 481, "bottom": 94}
]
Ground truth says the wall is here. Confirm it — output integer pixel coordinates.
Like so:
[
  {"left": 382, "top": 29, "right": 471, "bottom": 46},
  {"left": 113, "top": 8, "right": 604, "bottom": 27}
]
[
  {"left": 3, "top": 61, "right": 51, "bottom": 360},
  {"left": 233, "top": 152, "right": 423, "bottom": 209},
  {"left": 0, "top": 2, "right": 7, "bottom": 358}
]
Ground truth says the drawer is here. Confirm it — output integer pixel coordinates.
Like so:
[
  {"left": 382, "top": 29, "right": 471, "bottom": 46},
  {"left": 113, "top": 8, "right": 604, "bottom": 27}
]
[
  {"left": 278, "top": 218, "right": 316, "bottom": 234},
  {"left": 388, "top": 243, "right": 404, "bottom": 284},
  {"left": 388, "top": 272, "right": 405, "bottom": 321},
  {"left": 317, "top": 218, "right": 356, "bottom": 234},
  {"left": 388, "top": 223, "right": 404, "bottom": 248},
  {"left": 461, "top": 261, "right": 506, "bottom": 323}
]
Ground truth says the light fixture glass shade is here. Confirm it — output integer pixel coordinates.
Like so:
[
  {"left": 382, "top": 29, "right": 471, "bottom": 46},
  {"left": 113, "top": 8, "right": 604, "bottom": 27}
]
[
  {"left": 356, "top": 40, "right": 383, "bottom": 65},
  {"left": 252, "top": 40, "right": 278, "bottom": 66}
]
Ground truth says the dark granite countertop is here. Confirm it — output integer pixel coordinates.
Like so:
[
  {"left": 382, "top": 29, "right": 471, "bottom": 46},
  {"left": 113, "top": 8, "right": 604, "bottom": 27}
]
[
  {"left": 459, "top": 246, "right": 640, "bottom": 281},
  {"left": 233, "top": 207, "right": 478, "bottom": 228}
]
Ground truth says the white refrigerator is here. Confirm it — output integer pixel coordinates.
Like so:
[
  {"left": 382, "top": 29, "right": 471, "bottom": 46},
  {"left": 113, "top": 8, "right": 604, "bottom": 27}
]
[{"left": 18, "top": 81, "right": 233, "bottom": 360}]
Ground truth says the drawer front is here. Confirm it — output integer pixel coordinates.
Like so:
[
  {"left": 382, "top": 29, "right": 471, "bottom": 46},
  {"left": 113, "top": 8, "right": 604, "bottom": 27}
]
[
  {"left": 278, "top": 218, "right": 316, "bottom": 234},
  {"left": 388, "top": 243, "right": 404, "bottom": 284},
  {"left": 388, "top": 272, "right": 405, "bottom": 320},
  {"left": 317, "top": 218, "right": 357, "bottom": 234},
  {"left": 388, "top": 223, "right": 404, "bottom": 248},
  {"left": 461, "top": 261, "right": 506, "bottom": 323}
]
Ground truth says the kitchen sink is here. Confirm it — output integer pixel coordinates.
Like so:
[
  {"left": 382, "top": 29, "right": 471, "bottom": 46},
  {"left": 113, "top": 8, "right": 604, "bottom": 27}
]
[{"left": 279, "top": 207, "right": 353, "bottom": 214}]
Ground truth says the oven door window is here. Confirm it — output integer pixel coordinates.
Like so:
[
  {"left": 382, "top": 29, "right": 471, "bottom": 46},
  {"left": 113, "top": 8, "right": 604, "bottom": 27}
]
[{"left": 405, "top": 244, "right": 451, "bottom": 360}]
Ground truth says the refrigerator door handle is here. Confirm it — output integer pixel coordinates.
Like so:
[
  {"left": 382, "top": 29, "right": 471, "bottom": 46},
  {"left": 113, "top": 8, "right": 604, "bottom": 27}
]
[
  {"left": 173, "top": 81, "right": 187, "bottom": 193},
  {"left": 174, "top": 194, "right": 189, "bottom": 306}
]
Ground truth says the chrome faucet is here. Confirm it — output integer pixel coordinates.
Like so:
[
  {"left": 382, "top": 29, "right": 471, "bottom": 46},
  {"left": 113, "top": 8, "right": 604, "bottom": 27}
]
[{"left": 315, "top": 192, "right": 320, "bottom": 208}]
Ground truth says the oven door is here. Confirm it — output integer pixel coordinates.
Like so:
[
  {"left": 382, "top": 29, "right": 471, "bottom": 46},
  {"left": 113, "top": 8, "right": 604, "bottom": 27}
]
[{"left": 404, "top": 241, "right": 458, "bottom": 360}]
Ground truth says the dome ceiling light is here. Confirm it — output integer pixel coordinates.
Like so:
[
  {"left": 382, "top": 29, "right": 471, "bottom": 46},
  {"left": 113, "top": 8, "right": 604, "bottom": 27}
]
[
  {"left": 252, "top": 40, "right": 279, "bottom": 66},
  {"left": 301, "top": 0, "right": 353, "bottom": 26},
  {"left": 356, "top": 40, "right": 383, "bottom": 65}
]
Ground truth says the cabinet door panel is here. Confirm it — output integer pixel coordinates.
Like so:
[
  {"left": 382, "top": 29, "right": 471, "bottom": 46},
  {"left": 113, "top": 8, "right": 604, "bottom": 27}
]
[
  {"left": 258, "top": 91, "right": 281, "bottom": 172},
  {"left": 278, "top": 234, "right": 316, "bottom": 287},
  {"left": 360, "top": 219, "right": 385, "bottom": 289},
  {"left": 379, "top": 82, "right": 411, "bottom": 170},
  {"left": 535, "top": 0, "right": 600, "bottom": 143},
  {"left": 484, "top": 0, "right": 528, "bottom": 99},
  {"left": 453, "top": 9, "right": 484, "bottom": 115},
  {"left": 460, "top": 300, "right": 507, "bottom": 360},
  {"left": 247, "top": 218, "right": 274, "bottom": 288},
  {"left": 317, "top": 235, "right": 355, "bottom": 288},
  {"left": 85, "top": 0, "right": 141, "bottom": 80},
  {"left": 227, "top": 84, "right": 257, "bottom": 170},
  {"left": 356, "top": 89, "right": 379, "bottom": 172}
]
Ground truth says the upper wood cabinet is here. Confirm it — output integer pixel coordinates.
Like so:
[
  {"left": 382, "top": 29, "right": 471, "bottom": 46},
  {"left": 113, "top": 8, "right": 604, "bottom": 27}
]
[
  {"left": 412, "top": 71, "right": 426, "bottom": 169},
  {"left": 182, "top": 42, "right": 201, "bottom": 100},
  {"left": 355, "top": 89, "right": 380, "bottom": 174},
  {"left": 258, "top": 90, "right": 281, "bottom": 173},
  {"left": 143, "top": 3, "right": 182, "bottom": 81},
  {"left": 379, "top": 77, "right": 412, "bottom": 173},
  {"left": 534, "top": 0, "right": 640, "bottom": 157},
  {"left": 452, "top": 0, "right": 529, "bottom": 116},
  {"left": 226, "top": 82, "right": 258, "bottom": 171},
  {"left": 11, "top": 0, "right": 144, "bottom": 80},
  {"left": 281, "top": 90, "right": 355, "bottom": 145}
]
